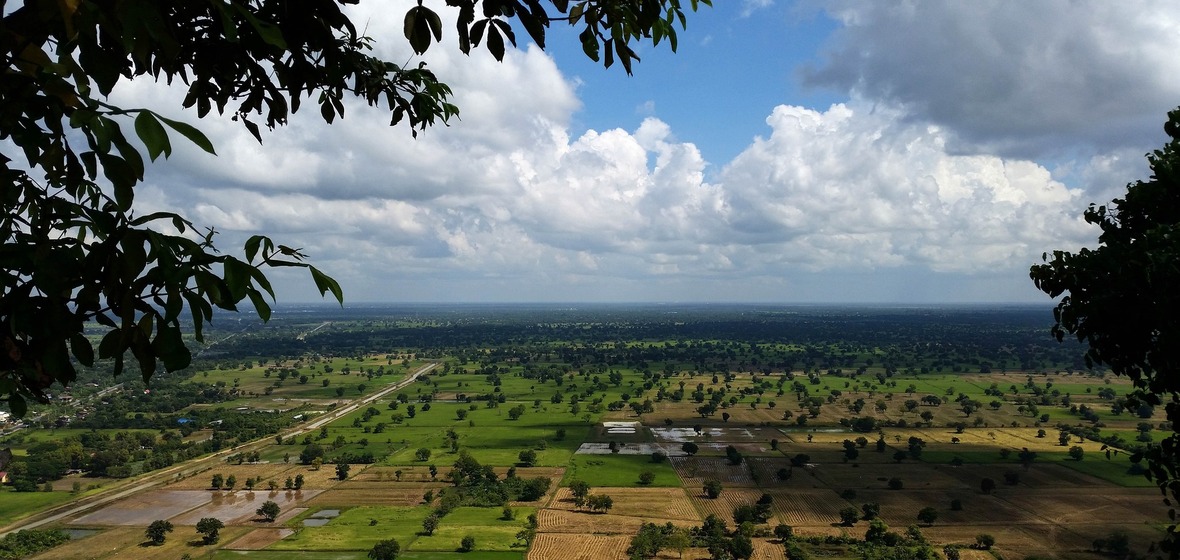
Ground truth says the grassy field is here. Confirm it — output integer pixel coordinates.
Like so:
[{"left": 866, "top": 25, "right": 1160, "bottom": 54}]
[{"left": 8, "top": 343, "right": 1168, "bottom": 560}]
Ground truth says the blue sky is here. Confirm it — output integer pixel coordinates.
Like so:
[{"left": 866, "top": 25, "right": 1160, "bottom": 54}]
[{"left": 119, "top": 1, "right": 1180, "bottom": 305}]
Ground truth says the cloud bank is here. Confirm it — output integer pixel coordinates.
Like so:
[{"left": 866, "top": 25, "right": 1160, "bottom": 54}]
[{"left": 115, "top": 1, "right": 1168, "bottom": 303}]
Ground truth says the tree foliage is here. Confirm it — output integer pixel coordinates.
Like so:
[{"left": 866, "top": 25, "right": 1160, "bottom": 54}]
[
  {"left": 196, "top": 517, "right": 224, "bottom": 544},
  {"left": 144, "top": 519, "right": 172, "bottom": 545},
  {"left": 0, "top": 0, "right": 711, "bottom": 414},
  {"left": 1031, "top": 106, "right": 1180, "bottom": 554},
  {"left": 368, "top": 538, "right": 401, "bottom": 560},
  {"left": 256, "top": 500, "right": 280, "bottom": 522}
]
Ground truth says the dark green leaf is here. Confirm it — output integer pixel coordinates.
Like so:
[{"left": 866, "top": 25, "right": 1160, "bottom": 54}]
[
  {"left": 70, "top": 333, "right": 95, "bottom": 367},
  {"left": 8, "top": 395, "right": 26, "bottom": 418},
  {"left": 134, "top": 111, "right": 171, "bottom": 161},
  {"left": 309, "top": 265, "right": 344, "bottom": 304},
  {"left": 157, "top": 115, "right": 216, "bottom": 155}
]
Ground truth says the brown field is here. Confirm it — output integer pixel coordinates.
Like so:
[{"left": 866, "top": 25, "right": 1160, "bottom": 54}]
[
  {"left": 996, "top": 488, "right": 1164, "bottom": 525},
  {"left": 810, "top": 462, "right": 966, "bottom": 490},
  {"left": 549, "top": 487, "right": 700, "bottom": 520},
  {"left": 535, "top": 509, "right": 696, "bottom": 535},
  {"left": 750, "top": 538, "right": 788, "bottom": 560},
  {"left": 30, "top": 526, "right": 251, "bottom": 560},
  {"left": 164, "top": 462, "right": 353, "bottom": 491},
  {"left": 223, "top": 527, "right": 294, "bottom": 550},
  {"left": 672, "top": 457, "right": 757, "bottom": 487},
  {"left": 945, "top": 463, "right": 1106, "bottom": 489},
  {"left": 527, "top": 533, "right": 632, "bottom": 560},
  {"left": 170, "top": 489, "right": 319, "bottom": 525},
  {"left": 69, "top": 491, "right": 211, "bottom": 526},
  {"left": 764, "top": 488, "right": 852, "bottom": 527},
  {"left": 691, "top": 487, "right": 764, "bottom": 525},
  {"left": 304, "top": 487, "right": 429, "bottom": 507}
]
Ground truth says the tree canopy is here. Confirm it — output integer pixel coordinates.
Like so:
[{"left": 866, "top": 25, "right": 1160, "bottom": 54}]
[
  {"left": 1031, "top": 106, "right": 1180, "bottom": 554},
  {"left": 0, "top": 0, "right": 710, "bottom": 414}
]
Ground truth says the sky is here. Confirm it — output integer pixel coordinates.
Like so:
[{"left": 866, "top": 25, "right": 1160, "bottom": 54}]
[{"left": 117, "top": 0, "right": 1180, "bottom": 305}]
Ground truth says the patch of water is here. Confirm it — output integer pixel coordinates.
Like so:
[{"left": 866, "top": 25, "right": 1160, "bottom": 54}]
[
  {"left": 302, "top": 518, "right": 330, "bottom": 527},
  {"left": 310, "top": 509, "right": 340, "bottom": 518},
  {"left": 64, "top": 528, "right": 100, "bottom": 540}
]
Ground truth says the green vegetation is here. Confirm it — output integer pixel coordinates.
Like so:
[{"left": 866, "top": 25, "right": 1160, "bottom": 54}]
[{"left": 3, "top": 305, "right": 1161, "bottom": 559}]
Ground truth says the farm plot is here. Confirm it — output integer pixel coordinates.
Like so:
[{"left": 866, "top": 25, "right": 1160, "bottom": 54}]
[
  {"left": 171, "top": 489, "right": 320, "bottom": 525},
  {"left": 750, "top": 538, "right": 788, "bottom": 560},
  {"left": 931, "top": 494, "right": 1039, "bottom": 527},
  {"left": 765, "top": 488, "right": 853, "bottom": 527},
  {"left": 164, "top": 462, "right": 316, "bottom": 490},
  {"left": 810, "top": 463, "right": 967, "bottom": 491},
  {"left": 30, "top": 526, "right": 251, "bottom": 560},
  {"left": 548, "top": 487, "right": 700, "bottom": 520},
  {"left": 692, "top": 487, "right": 765, "bottom": 525},
  {"left": 996, "top": 488, "right": 1164, "bottom": 525},
  {"left": 268, "top": 505, "right": 430, "bottom": 551},
  {"left": 743, "top": 457, "right": 798, "bottom": 487},
  {"left": 849, "top": 490, "right": 1006, "bottom": 527},
  {"left": 920, "top": 523, "right": 1094, "bottom": 559},
  {"left": 527, "top": 533, "right": 632, "bottom": 560},
  {"left": 535, "top": 509, "right": 697, "bottom": 534},
  {"left": 69, "top": 490, "right": 210, "bottom": 526},
  {"left": 672, "top": 456, "right": 756, "bottom": 487},
  {"left": 224, "top": 528, "right": 295, "bottom": 550},
  {"left": 408, "top": 507, "right": 532, "bottom": 552},
  {"left": 304, "top": 487, "right": 432, "bottom": 507},
  {"left": 942, "top": 463, "right": 1103, "bottom": 490}
]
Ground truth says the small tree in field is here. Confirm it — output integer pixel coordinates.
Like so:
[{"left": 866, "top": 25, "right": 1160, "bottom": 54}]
[
  {"left": 336, "top": 463, "right": 351, "bottom": 480},
  {"left": 257, "top": 500, "right": 281, "bottom": 522},
  {"left": 638, "top": 470, "right": 656, "bottom": 485},
  {"left": 368, "top": 538, "right": 400, "bottom": 560},
  {"left": 917, "top": 507, "right": 939, "bottom": 526},
  {"left": 422, "top": 515, "right": 439, "bottom": 536},
  {"left": 839, "top": 507, "right": 860, "bottom": 526},
  {"left": 975, "top": 534, "right": 996, "bottom": 549},
  {"left": 459, "top": 535, "right": 476, "bottom": 552},
  {"left": 703, "top": 479, "right": 723, "bottom": 499},
  {"left": 145, "top": 520, "right": 172, "bottom": 545},
  {"left": 196, "top": 517, "right": 224, "bottom": 544}
]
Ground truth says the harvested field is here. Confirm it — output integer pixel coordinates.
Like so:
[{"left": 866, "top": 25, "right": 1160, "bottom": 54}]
[
  {"left": 536, "top": 509, "right": 695, "bottom": 535},
  {"left": 764, "top": 488, "right": 852, "bottom": 527},
  {"left": 746, "top": 457, "right": 796, "bottom": 486},
  {"left": 920, "top": 523, "right": 1094, "bottom": 559},
  {"left": 810, "top": 463, "right": 967, "bottom": 490},
  {"left": 528, "top": 533, "right": 632, "bottom": 560},
  {"left": 691, "top": 487, "right": 764, "bottom": 525},
  {"left": 170, "top": 489, "right": 319, "bottom": 525},
  {"left": 996, "top": 489, "right": 1162, "bottom": 525},
  {"left": 672, "top": 456, "right": 756, "bottom": 487},
  {"left": 304, "top": 487, "right": 427, "bottom": 507},
  {"left": 945, "top": 463, "right": 1104, "bottom": 489},
  {"left": 223, "top": 527, "right": 294, "bottom": 550},
  {"left": 750, "top": 538, "right": 788, "bottom": 560},
  {"left": 163, "top": 463, "right": 297, "bottom": 490},
  {"left": 992, "top": 428, "right": 1109, "bottom": 453},
  {"left": 548, "top": 487, "right": 700, "bottom": 520},
  {"left": 30, "top": 526, "right": 250, "bottom": 560},
  {"left": 69, "top": 490, "right": 210, "bottom": 526}
]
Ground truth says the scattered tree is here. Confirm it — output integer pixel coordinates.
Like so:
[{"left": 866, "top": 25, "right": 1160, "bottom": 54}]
[
  {"left": 257, "top": 500, "right": 281, "bottom": 522},
  {"left": 917, "top": 507, "right": 939, "bottom": 526},
  {"left": 703, "top": 479, "right": 723, "bottom": 499},
  {"left": 145, "top": 520, "right": 173, "bottom": 545},
  {"left": 368, "top": 538, "right": 401, "bottom": 560},
  {"left": 196, "top": 517, "right": 224, "bottom": 545}
]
